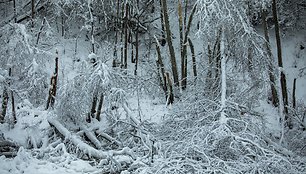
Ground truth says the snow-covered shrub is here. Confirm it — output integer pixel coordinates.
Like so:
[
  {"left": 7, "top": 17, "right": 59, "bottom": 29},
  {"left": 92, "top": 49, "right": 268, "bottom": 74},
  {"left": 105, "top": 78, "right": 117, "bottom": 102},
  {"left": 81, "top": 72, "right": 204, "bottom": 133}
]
[
  {"left": 0, "top": 23, "right": 48, "bottom": 107},
  {"left": 56, "top": 58, "right": 111, "bottom": 126},
  {"left": 137, "top": 98, "right": 305, "bottom": 174}
]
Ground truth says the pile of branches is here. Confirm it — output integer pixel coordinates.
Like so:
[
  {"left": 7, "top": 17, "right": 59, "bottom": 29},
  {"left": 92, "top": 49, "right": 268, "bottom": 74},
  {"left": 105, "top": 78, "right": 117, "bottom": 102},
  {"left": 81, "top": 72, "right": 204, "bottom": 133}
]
[{"left": 137, "top": 98, "right": 306, "bottom": 174}]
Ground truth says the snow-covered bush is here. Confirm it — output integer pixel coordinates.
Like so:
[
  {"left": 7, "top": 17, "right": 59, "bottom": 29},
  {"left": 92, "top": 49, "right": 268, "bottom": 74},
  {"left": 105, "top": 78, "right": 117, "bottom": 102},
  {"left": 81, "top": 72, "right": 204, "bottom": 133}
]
[
  {"left": 137, "top": 98, "right": 306, "bottom": 173},
  {"left": 0, "top": 23, "right": 48, "bottom": 107},
  {"left": 56, "top": 57, "right": 111, "bottom": 125}
]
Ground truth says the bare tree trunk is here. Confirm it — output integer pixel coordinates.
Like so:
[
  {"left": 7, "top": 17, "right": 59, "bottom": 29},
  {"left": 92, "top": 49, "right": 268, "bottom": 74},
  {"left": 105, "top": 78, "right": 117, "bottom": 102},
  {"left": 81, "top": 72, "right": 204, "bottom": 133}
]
[
  {"left": 292, "top": 78, "right": 296, "bottom": 109},
  {"left": 159, "top": 0, "right": 166, "bottom": 46},
  {"left": 120, "top": 2, "right": 124, "bottom": 67},
  {"left": 220, "top": 27, "right": 227, "bottom": 124},
  {"left": 134, "top": 27, "right": 139, "bottom": 75},
  {"left": 61, "top": 16, "right": 65, "bottom": 38},
  {"left": 123, "top": 3, "right": 129, "bottom": 69},
  {"left": 13, "top": 0, "right": 16, "bottom": 23},
  {"left": 36, "top": 17, "right": 46, "bottom": 45},
  {"left": 165, "top": 72, "right": 174, "bottom": 105},
  {"left": 113, "top": 0, "right": 120, "bottom": 67},
  {"left": 181, "top": 3, "right": 197, "bottom": 90},
  {"left": 1, "top": 87, "right": 8, "bottom": 124},
  {"left": 188, "top": 37, "right": 197, "bottom": 77},
  {"left": 272, "top": 0, "right": 290, "bottom": 127},
  {"left": 46, "top": 50, "right": 59, "bottom": 110},
  {"left": 8, "top": 68, "right": 16, "bottom": 125},
  {"left": 96, "top": 93, "right": 104, "bottom": 121},
  {"left": 88, "top": 1, "right": 94, "bottom": 53},
  {"left": 154, "top": 35, "right": 167, "bottom": 95},
  {"left": 31, "top": 0, "right": 35, "bottom": 28},
  {"left": 161, "top": 0, "right": 179, "bottom": 86},
  {"left": 178, "top": 0, "right": 184, "bottom": 89},
  {"left": 262, "top": 9, "right": 279, "bottom": 107}
]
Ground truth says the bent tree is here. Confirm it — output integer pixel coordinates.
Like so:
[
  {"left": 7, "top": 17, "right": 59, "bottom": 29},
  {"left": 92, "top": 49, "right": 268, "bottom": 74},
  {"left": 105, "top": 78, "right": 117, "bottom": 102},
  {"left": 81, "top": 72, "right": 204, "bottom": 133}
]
[{"left": 196, "top": 0, "right": 269, "bottom": 122}]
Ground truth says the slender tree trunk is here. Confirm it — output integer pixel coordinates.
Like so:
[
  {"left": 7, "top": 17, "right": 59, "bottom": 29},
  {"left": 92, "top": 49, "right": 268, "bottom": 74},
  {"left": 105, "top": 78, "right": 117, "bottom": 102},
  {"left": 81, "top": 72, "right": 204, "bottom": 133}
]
[
  {"left": 159, "top": 0, "right": 166, "bottom": 46},
  {"left": 96, "top": 93, "right": 104, "bottom": 121},
  {"left": 262, "top": 9, "right": 279, "bottom": 107},
  {"left": 188, "top": 37, "right": 197, "bottom": 77},
  {"left": 123, "top": 3, "right": 129, "bottom": 69},
  {"left": 134, "top": 27, "right": 139, "bottom": 75},
  {"left": 46, "top": 50, "right": 59, "bottom": 110},
  {"left": 8, "top": 68, "right": 16, "bottom": 125},
  {"left": 154, "top": 35, "right": 167, "bottom": 95},
  {"left": 178, "top": 0, "right": 184, "bottom": 89},
  {"left": 161, "top": 0, "right": 179, "bottom": 86},
  {"left": 31, "top": 0, "right": 35, "bottom": 28},
  {"left": 165, "top": 72, "right": 174, "bottom": 105},
  {"left": 292, "top": 78, "right": 296, "bottom": 109},
  {"left": 1, "top": 87, "right": 9, "bottom": 123},
  {"left": 183, "top": 0, "right": 188, "bottom": 29},
  {"left": 220, "top": 27, "right": 227, "bottom": 124},
  {"left": 113, "top": 0, "right": 120, "bottom": 67},
  {"left": 13, "top": 0, "right": 16, "bottom": 23},
  {"left": 36, "top": 17, "right": 46, "bottom": 45},
  {"left": 272, "top": 0, "right": 290, "bottom": 127},
  {"left": 90, "top": 90, "right": 98, "bottom": 118},
  {"left": 88, "top": 1, "right": 94, "bottom": 53},
  {"left": 181, "top": 3, "right": 197, "bottom": 89},
  {"left": 120, "top": 2, "right": 124, "bottom": 67},
  {"left": 61, "top": 16, "right": 65, "bottom": 37}
]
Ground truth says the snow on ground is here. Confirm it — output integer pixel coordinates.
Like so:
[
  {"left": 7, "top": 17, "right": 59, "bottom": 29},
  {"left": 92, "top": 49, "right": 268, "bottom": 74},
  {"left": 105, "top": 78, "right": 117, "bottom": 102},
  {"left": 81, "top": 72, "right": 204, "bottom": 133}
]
[{"left": 0, "top": 148, "right": 99, "bottom": 174}]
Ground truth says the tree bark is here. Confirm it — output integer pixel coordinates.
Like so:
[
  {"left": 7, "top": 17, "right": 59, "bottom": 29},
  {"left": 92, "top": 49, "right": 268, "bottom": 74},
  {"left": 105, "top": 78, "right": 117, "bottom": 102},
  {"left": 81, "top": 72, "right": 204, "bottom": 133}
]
[
  {"left": 262, "top": 9, "right": 279, "bottom": 107},
  {"left": 272, "top": 0, "right": 290, "bottom": 125},
  {"left": 220, "top": 27, "right": 227, "bottom": 124},
  {"left": 161, "top": 0, "right": 179, "bottom": 86},
  {"left": 159, "top": 0, "right": 166, "bottom": 46},
  {"left": 123, "top": 3, "right": 129, "bottom": 69},
  {"left": 292, "top": 78, "right": 296, "bottom": 109},
  {"left": 46, "top": 51, "right": 59, "bottom": 110},
  {"left": 113, "top": 0, "right": 120, "bottom": 67},
  {"left": 165, "top": 72, "right": 174, "bottom": 105},
  {"left": 31, "top": 0, "right": 34, "bottom": 28},
  {"left": 181, "top": 3, "right": 197, "bottom": 89},
  {"left": 154, "top": 35, "right": 167, "bottom": 96},
  {"left": 8, "top": 68, "right": 16, "bottom": 125},
  {"left": 178, "top": 0, "right": 184, "bottom": 89},
  {"left": 1, "top": 87, "right": 9, "bottom": 123},
  {"left": 96, "top": 93, "right": 104, "bottom": 121},
  {"left": 13, "top": 0, "right": 16, "bottom": 23},
  {"left": 188, "top": 37, "right": 197, "bottom": 77}
]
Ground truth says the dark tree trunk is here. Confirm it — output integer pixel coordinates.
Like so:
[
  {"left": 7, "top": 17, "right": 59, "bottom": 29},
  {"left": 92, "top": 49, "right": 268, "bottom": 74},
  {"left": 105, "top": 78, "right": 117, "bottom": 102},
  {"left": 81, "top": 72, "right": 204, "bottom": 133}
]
[
  {"left": 161, "top": 0, "right": 179, "bottom": 86},
  {"left": 46, "top": 51, "right": 59, "bottom": 110},
  {"left": 272, "top": 0, "right": 290, "bottom": 126},
  {"left": 13, "top": 0, "right": 16, "bottom": 23},
  {"left": 113, "top": 0, "right": 120, "bottom": 67},
  {"left": 96, "top": 93, "right": 104, "bottom": 121},
  {"left": 1, "top": 87, "right": 9, "bottom": 124},
  {"left": 165, "top": 72, "right": 174, "bottom": 105},
  {"left": 8, "top": 68, "right": 16, "bottom": 125},
  {"left": 155, "top": 36, "right": 167, "bottom": 95},
  {"left": 123, "top": 3, "right": 129, "bottom": 69},
  {"left": 181, "top": 4, "right": 197, "bottom": 90},
  {"left": 134, "top": 27, "right": 139, "bottom": 76},
  {"left": 159, "top": 0, "right": 166, "bottom": 46},
  {"left": 188, "top": 37, "right": 197, "bottom": 77},
  {"left": 292, "top": 78, "right": 296, "bottom": 109},
  {"left": 31, "top": 0, "right": 34, "bottom": 28}
]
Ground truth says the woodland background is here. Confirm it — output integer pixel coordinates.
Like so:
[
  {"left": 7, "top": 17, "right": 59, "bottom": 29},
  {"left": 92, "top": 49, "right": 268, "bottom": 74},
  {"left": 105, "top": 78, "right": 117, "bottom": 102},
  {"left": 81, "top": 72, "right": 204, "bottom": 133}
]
[{"left": 0, "top": 0, "right": 306, "bottom": 173}]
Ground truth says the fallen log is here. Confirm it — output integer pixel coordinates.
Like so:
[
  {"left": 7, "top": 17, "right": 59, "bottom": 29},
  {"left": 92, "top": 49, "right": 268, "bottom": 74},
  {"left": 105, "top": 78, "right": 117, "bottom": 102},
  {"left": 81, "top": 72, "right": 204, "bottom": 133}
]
[{"left": 47, "top": 117, "right": 136, "bottom": 160}]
